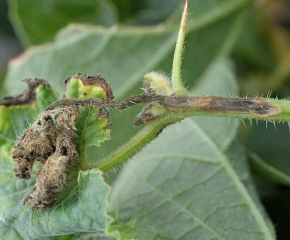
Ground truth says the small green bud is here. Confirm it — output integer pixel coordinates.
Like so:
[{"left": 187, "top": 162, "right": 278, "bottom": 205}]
[{"left": 144, "top": 71, "right": 173, "bottom": 96}]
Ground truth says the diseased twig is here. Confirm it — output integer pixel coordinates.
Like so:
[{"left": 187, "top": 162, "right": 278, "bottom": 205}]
[{"left": 45, "top": 94, "right": 281, "bottom": 118}]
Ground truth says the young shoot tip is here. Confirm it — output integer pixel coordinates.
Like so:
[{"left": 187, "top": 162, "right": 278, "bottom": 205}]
[{"left": 171, "top": 0, "right": 189, "bottom": 94}]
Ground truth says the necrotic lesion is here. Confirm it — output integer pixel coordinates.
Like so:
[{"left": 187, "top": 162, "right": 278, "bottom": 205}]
[
  {"left": 11, "top": 107, "right": 79, "bottom": 210},
  {"left": 159, "top": 95, "right": 281, "bottom": 117}
]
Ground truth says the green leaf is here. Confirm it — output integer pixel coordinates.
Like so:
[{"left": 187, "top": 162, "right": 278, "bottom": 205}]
[
  {"left": 8, "top": 0, "right": 118, "bottom": 46},
  {"left": 225, "top": 140, "right": 275, "bottom": 238},
  {"left": 108, "top": 60, "right": 275, "bottom": 239},
  {"left": 108, "top": 219, "right": 138, "bottom": 240},
  {"left": 14, "top": 169, "right": 113, "bottom": 239},
  {"left": 5, "top": 0, "right": 250, "bottom": 162},
  {"left": 70, "top": 219, "right": 138, "bottom": 240}
]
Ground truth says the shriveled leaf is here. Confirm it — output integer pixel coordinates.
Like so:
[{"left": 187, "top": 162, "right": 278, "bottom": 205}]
[
  {"left": 109, "top": 60, "right": 275, "bottom": 240},
  {"left": 9, "top": 0, "right": 117, "bottom": 46}
]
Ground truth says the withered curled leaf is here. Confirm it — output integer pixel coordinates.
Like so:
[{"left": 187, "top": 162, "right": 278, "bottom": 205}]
[
  {"left": 11, "top": 107, "right": 78, "bottom": 210},
  {"left": 10, "top": 73, "right": 114, "bottom": 210},
  {"left": 22, "top": 133, "right": 78, "bottom": 210}
]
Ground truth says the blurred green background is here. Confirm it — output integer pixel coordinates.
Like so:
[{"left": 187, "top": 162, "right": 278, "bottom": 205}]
[
  {"left": 0, "top": 1, "right": 21, "bottom": 97},
  {"left": 1, "top": 0, "right": 290, "bottom": 238}
]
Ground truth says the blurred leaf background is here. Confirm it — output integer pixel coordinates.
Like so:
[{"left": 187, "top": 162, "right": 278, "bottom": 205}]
[{"left": 1, "top": 0, "right": 290, "bottom": 239}]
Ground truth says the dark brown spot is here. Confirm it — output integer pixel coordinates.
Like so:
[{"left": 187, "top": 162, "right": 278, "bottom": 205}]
[{"left": 60, "top": 146, "right": 67, "bottom": 156}]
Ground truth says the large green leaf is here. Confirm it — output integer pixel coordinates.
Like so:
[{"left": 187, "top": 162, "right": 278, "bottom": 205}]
[
  {"left": 5, "top": 0, "right": 250, "bottom": 162},
  {"left": 108, "top": 59, "right": 275, "bottom": 239},
  {"left": 9, "top": 0, "right": 117, "bottom": 46}
]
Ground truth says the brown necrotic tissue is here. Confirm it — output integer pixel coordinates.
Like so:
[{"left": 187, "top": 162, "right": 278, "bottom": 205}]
[{"left": 11, "top": 107, "right": 78, "bottom": 210}]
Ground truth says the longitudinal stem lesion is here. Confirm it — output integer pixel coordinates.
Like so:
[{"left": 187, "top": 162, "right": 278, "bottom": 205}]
[{"left": 46, "top": 93, "right": 285, "bottom": 121}]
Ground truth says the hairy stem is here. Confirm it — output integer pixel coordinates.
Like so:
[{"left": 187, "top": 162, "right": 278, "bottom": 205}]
[
  {"left": 84, "top": 116, "right": 177, "bottom": 172},
  {"left": 46, "top": 94, "right": 286, "bottom": 120},
  {"left": 78, "top": 95, "right": 290, "bottom": 172}
]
